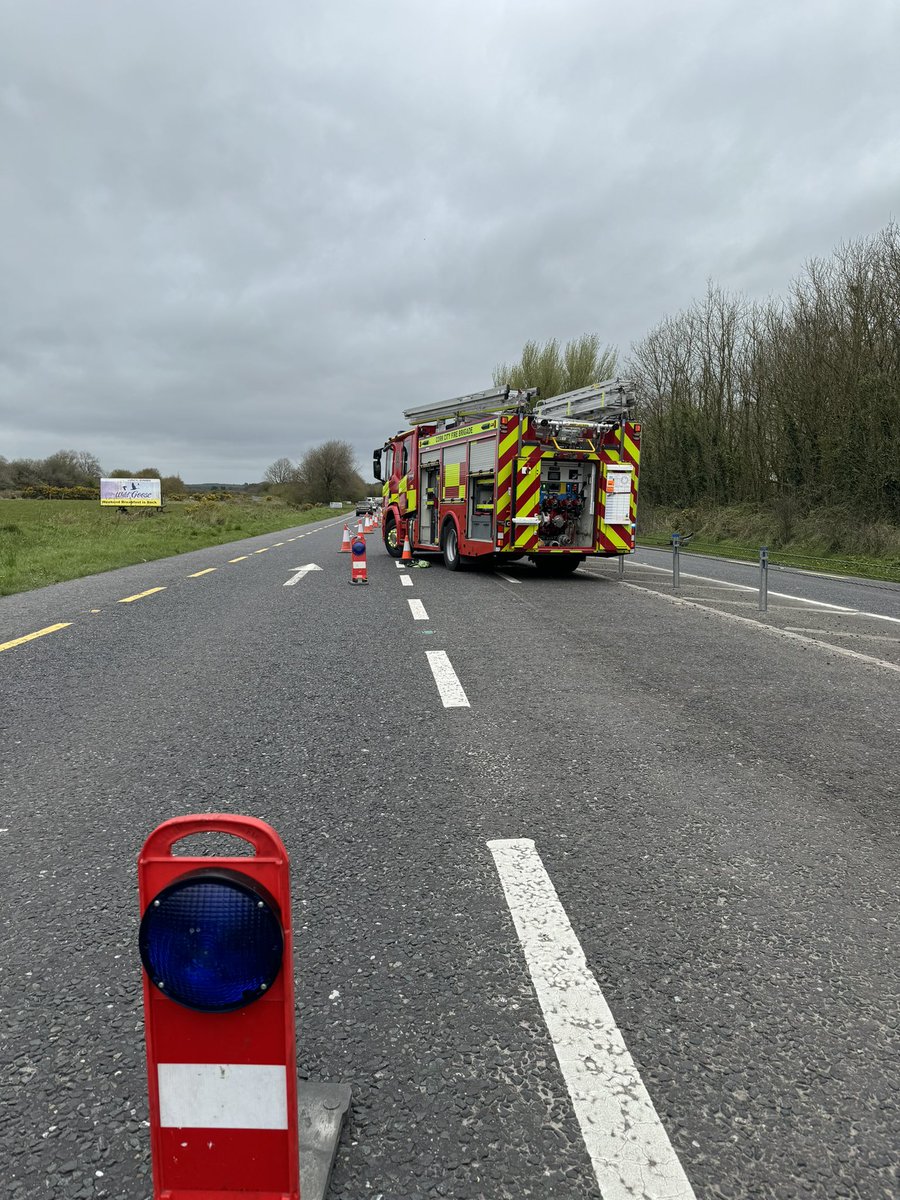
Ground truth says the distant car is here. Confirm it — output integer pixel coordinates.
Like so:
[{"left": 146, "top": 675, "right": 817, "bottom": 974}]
[{"left": 355, "top": 498, "right": 375, "bottom": 516}]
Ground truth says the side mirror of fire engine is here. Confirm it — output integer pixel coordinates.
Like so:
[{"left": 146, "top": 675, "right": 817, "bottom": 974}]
[{"left": 372, "top": 449, "right": 382, "bottom": 481}]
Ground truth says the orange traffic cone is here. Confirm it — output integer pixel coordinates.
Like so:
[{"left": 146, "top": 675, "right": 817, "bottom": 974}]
[
  {"left": 349, "top": 534, "right": 368, "bottom": 585},
  {"left": 339, "top": 524, "right": 352, "bottom": 553},
  {"left": 401, "top": 531, "right": 413, "bottom": 563},
  {"left": 364, "top": 512, "right": 375, "bottom": 535}
]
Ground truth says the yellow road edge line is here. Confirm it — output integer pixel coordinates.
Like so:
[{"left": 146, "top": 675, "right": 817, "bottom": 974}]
[
  {"left": 229, "top": 555, "right": 248, "bottom": 562},
  {"left": 254, "top": 548, "right": 271, "bottom": 553},
  {"left": 0, "top": 622, "right": 72, "bottom": 653},
  {"left": 118, "top": 587, "right": 167, "bottom": 604},
  {"left": 188, "top": 568, "right": 217, "bottom": 578}
]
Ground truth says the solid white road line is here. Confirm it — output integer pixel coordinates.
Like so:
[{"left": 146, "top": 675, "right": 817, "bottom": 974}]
[
  {"left": 400, "top": 574, "right": 413, "bottom": 587},
  {"left": 628, "top": 561, "right": 900, "bottom": 623},
  {"left": 496, "top": 572, "right": 520, "bottom": 584},
  {"left": 624, "top": 584, "right": 900, "bottom": 675},
  {"left": 630, "top": 562, "right": 855, "bottom": 610},
  {"left": 425, "top": 650, "right": 470, "bottom": 707},
  {"left": 784, "top": 627, "right": 900, "bottom": 643},
  {"left": 488, "top": 839, "right": 697, "bottom": 1200},
  {"left": 408, "top": 599, "right": 428, "bottom": 620}
]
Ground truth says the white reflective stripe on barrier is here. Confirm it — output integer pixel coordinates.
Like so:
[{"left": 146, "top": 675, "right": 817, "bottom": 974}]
[{"left": 157, "top": 1063, "right": 289, "bottom": 1129}]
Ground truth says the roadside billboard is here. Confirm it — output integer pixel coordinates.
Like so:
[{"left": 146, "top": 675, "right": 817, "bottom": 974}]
[{"left": 100, "top": 478, "right": 162, "bottom": 508}]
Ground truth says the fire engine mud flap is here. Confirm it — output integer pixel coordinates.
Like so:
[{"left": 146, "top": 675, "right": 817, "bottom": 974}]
[{"left": 298, "top": 1080, "right": 352, "bottom": 1200}]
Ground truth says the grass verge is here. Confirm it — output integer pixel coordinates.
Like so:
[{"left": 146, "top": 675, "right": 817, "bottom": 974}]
[
  {"left": 637, "top": 503, "right": 900, "bottom": 583},
  {"left": 0, "top": 498, "right": 353, "bottom": 597}
]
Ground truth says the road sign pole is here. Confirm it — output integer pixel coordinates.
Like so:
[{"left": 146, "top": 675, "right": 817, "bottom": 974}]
[
  {"left": 759, "top": 546, "right": 768, "bottom": 612},
  {"left": 672, "top": 533, "right": 681, "bottom": 591}
]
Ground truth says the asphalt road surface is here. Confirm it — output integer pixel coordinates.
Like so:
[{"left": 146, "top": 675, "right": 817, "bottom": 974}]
[{"left": 1, "top": 520, "right": 897, "bottom": 1200}]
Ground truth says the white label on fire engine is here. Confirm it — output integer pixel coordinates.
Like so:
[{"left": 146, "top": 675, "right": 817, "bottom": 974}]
[
  {"left": 604, "top": 468, "right": 632, "bottom": 525},
  {"left": 157, "top": 1063, "right": 288, "bottom": 1129}
]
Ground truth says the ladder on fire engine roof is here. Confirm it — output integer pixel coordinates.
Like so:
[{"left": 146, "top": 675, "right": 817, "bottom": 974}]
[
  {"left": 403, "top": 385, "right": 537, "bottom": 427},
  {"left": 534, "top": 378, "right": 635, "bottom": 426}
]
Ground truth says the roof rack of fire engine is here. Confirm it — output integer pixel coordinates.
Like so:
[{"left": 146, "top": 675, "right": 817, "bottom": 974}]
[
  {"left": 404, "top": 385, "right": 535, "bottom": 427},
  {"left": 534, "top": 378, "right": 635, "bottom": 426}
]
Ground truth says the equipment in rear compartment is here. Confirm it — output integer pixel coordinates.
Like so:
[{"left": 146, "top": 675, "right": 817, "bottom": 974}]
[{"left": 538, "top": 461, "right": 593, "bottom": 545}]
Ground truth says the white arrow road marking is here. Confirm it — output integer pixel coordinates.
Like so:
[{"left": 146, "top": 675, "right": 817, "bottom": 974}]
[
  {"left": 284, "top": 564, "right": 323, "bottom": 587},
  {"left": 488, "top": 838, "right": 697, "bottom": 1200}
]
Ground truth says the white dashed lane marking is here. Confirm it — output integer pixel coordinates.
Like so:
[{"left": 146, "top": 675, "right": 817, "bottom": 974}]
[
  {"left": 400, "top": 574, "right": 413, "bottom": 587},
  {"left": 408, "top": 599, "right": 428, "bottom": 620},
  {"left": 425, "top": 650, "right": 469, "bottom": 708},
  {"left": 489, "top": 838, "right": 698, "bottom": 1200}
]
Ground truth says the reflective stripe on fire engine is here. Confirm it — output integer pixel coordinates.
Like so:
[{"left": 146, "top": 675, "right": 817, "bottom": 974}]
[
  {"left": 598, "top": 530, "right": 632, "bottom": 553},
  {"left": 513, "top": 450, "right": 543, "bottom": 550},
  {"left": 443, "top": 462, "right": 461, "bottom": 501},
  {"left": 622, "top": 429, "right": 640, "bottom": 466},
  {"left": 420, "top": 418, "right": 499, "bottom": 448},
  {"left": 496, "top": 425, "right": 519, "bottom": 518}
]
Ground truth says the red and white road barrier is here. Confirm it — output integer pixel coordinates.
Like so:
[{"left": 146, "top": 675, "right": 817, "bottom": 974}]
[{"left": 138, "top": 816, "right": 300, "bottom": 1199}]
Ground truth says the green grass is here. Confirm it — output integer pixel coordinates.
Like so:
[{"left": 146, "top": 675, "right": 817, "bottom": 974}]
[
  {"left": 637, "top": 503, "right": 900, "bottom": 583},
  {"left": 0, "top": 498, "right": 354, "bottom": 597}
]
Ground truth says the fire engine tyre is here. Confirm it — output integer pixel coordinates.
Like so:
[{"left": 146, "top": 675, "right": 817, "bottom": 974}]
[
  {"left": 533, "top": 555, "right": 585, "bottom": 575},
  {"left": 383, "top": 513, "right": 402, "bottom": 558},
  {"left": 442, "top": 521, "right": 463, "bottom": 571}
]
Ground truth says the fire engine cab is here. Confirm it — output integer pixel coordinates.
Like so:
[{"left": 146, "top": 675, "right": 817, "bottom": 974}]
[{"left": 373, "top": 381, "right": 641, "bottom": 574}]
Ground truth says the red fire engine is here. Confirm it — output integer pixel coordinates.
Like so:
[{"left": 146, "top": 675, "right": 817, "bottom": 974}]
[{"left": 373, "top": 381, "right": 641, "bottom": 574}]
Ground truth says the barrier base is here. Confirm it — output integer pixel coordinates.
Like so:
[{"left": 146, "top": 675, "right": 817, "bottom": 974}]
[{"left": 298, "top": 1081, "right": 351, "bottom": 1200}]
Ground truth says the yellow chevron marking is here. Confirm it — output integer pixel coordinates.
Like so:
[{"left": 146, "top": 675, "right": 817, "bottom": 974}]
[
  {"left": 600, "top": 526, "right": 630, "bottom": 551},
  {"left": 499, "top": 427, "right": 519, "bottom": 458}
]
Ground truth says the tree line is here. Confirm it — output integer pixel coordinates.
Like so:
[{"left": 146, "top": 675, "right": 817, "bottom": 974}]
[
  {"left": 629, "top": 222, "right": 900, "bottom": 520},
  {"left": 0, "top": 451, "right": 186, "bottom": 497},
  {"left": 497, "top": 223, "right": 900, "bottom": 522}
]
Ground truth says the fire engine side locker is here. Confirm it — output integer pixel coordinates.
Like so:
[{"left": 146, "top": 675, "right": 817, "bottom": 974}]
[
  {"left": 418, "top": 449, "right": 440, "bottom": 546},
  {"left": 467, "top": 437, "right": 496, "bottom": 545}
]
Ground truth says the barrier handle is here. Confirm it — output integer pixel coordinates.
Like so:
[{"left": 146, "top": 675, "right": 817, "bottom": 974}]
[{"left": 139, "top": 814, "right": 287, "bottom": 862}]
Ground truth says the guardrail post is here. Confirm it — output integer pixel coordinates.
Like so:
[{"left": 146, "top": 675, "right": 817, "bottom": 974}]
[
  {"left": 759, "top": 546, "right": 768, "bottom": 611},
  {"left": 672, "top": 533, "right": 681, "bottom": 591}
]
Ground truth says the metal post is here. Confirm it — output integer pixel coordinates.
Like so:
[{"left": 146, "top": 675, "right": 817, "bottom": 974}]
[
  {"left": 759, "top": 546, "right": 768, "bottom": 612},
  {"left": 672, "top": 533, "right": 681, "bottom": 590},
  {"left": 618, "top": 553, "right": 625, "bottom": 580}
]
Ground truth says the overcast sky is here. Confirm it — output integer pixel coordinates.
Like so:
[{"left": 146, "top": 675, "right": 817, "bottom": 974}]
[{"left": 2, "top": 1, "right": 898, "bottom": 482}]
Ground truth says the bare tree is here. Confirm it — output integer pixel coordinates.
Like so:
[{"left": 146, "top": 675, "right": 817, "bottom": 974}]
[
  {"left": 264, "top": 457, "right": 297, "bottom": 486},
  {"left": 295, "top": 441, "right": 364, "bottom": 504}
]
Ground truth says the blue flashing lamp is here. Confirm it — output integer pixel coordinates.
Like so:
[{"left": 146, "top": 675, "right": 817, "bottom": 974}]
[{"left": 139, "top": 869, "right": 284, "bottom": 1013}]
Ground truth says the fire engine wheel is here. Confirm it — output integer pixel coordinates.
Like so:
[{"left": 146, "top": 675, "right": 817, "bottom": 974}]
[
  {"left": 533, "top": 555, "right": 585, "bottom": 575},
  {"left": 442, "top": 521, "right": 463, "bottom": 571},
  {"left": 383, "top": 514, "right": 402, "bottom": 559}
]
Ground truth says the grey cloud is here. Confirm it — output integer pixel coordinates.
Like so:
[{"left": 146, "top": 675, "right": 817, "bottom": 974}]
[{"left": 2, "top": 0, "right": 899, "bottom": 479}]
